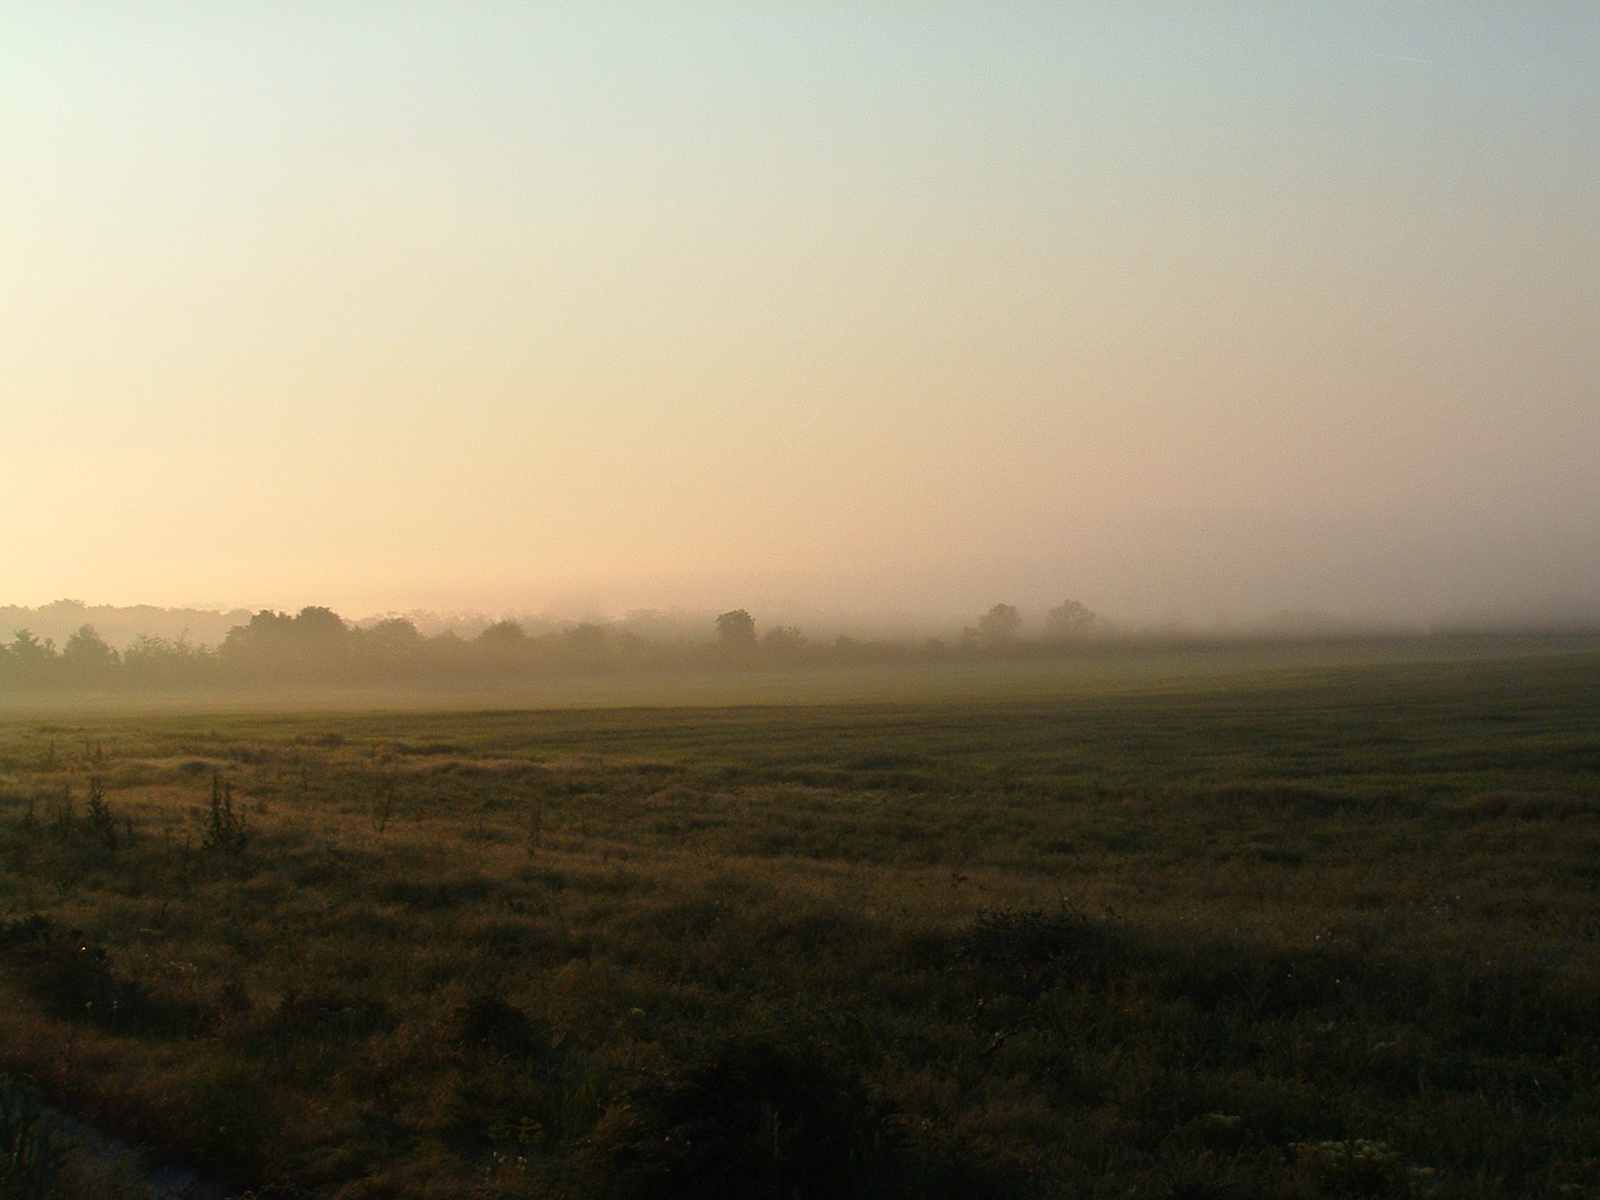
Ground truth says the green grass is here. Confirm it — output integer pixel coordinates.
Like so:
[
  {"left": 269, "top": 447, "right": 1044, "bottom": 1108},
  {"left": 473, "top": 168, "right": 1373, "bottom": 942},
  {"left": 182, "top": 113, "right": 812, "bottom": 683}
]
[{"left": 0, "top": 649, "right": 1597, "bottom": 1198}]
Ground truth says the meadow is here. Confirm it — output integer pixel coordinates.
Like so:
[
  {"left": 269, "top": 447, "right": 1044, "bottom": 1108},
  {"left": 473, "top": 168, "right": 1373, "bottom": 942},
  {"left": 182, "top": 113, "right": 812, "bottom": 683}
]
[{"left": 1, "top": 645, "right": 1598, "bottom": 1198}]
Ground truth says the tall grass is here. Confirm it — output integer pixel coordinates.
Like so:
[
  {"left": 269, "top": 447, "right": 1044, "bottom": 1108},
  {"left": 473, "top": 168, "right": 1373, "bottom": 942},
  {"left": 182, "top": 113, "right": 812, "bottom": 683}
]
[{"left": 0, "top": 650, "right": 1594, "bottom": 1197}]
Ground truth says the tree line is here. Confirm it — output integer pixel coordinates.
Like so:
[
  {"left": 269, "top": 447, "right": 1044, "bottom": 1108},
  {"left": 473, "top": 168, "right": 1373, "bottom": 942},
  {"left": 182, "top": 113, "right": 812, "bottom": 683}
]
[{"left": 0, "top": 600, "right": 1110, "bottom": 690}]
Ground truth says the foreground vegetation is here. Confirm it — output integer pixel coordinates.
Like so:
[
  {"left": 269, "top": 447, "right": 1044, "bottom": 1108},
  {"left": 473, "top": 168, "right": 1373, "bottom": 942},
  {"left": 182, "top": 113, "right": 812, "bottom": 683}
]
[{"left": 1, "top": 649, "right": 1598, "bottom": 1198}]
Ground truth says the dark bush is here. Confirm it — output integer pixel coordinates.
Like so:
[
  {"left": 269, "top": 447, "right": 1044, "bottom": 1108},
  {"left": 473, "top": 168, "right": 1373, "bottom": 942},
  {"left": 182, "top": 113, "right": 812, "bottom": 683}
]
[
  {"left": 0, "top": 916, "right": 146, "bottom": 1025},
  {"left": 958, "top": 908, "right": 1123, "bottom": 990},
  {"left": 203, "top": 776, "right": 249, "bottom": 856},
  {"left": 451, "top": 996, "right": 550, "bottom": 1059},
  {"left": 0, "top": 917, "right": 49, "bottom": 950},
  {"left": 265, "top": 989, "right": 389, "bottom": 1041},
  {"left": 378, "top": 875, "right": 496, "bottom": 910},
  {"left": 1159, "top": 945, "right": 1347, "bottom": 1016},
  {"left": 596, "top": 1040, "right": 897, "bottom": 1200}
]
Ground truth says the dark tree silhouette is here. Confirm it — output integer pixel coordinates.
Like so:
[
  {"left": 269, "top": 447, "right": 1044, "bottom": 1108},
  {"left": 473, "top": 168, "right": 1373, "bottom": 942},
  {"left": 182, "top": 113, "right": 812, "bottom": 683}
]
[
  {"left": 559, "top": 622, "right": 612, "bottom": 670},
  {"left": 62, "top": 624, "right": 119, "bottom": 679},
  {"left": 977, "top": 603, "right": 1021, "bottom": 646},
  {"left": 478, "top": 619, "right": 528, "bottom": 648},
  {"left": 715, "top": 609, "right": 757, "bottom": 647},
  {"left": 1044, "top": 599, "right": 1101, "bottom": 639},
  {"left": 7, "top": 629, "right": 55, "bottom": 665},
  {"left": 762, "top": 625, "right": 807, "bottom": 662},
  {"left": 293, "top": 606, "right": 346, "bottom": 640},
  {"left": 219, "top": 607, "right": 352, "bottom": 679},
  {"left": 3, "top": 629, "right": 57, "bottom": 684}
]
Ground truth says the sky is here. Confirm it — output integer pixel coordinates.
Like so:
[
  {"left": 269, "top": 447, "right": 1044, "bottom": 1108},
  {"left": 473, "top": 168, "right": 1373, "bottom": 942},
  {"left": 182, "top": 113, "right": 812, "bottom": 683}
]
[{"left": 2, "top": 4, "right": 1596, "bottom": 629}]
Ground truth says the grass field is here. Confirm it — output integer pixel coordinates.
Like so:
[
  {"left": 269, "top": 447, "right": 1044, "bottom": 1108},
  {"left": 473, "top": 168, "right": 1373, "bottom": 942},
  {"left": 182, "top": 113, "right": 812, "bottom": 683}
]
[{"left": 1, "top": 645, "right": 1598, "bottom": 1198}]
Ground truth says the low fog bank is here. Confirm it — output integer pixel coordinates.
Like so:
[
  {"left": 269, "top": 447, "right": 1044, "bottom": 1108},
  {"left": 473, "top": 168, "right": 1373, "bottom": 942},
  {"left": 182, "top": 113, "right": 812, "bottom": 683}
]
[
  {"left": 1, "top": 594, "right": 1597, "bottom": 694},
  {"left": 0, "top": 600, "right": 254, "bottom": 655},
  {"left": 10, "top": 501, "right": 1596, "bottom": 655}
]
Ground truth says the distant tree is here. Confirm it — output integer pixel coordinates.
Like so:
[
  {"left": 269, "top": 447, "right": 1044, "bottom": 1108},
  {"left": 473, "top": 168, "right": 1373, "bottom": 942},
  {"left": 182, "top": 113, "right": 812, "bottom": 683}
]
[
  {"left": 715, "top": 609, "right": 757, "bottom": 647},
  {"left": 221, "top": 611, "right": 291, "bottom": 653},
  {"left": 62, "top": 624, "right": 119, "bottom": 680},
  {"left": 362, "top": 617, "right": 424, "bottom": 652},
  {"left": 424, "top": 629, "right": 474, "bottom": 675},
  {"left": 563, "top": 622, "right": 610, "bottom": 665},
  {"left": 976, "top": 603, "right": 1022, "bottom": 646},
  {"left": 478, "top": 619, "right": 528, "bottom": 649},
  {"left": 123, "top": 633, "right": 204, "bottom": 684},
  {"left": 0, "top": 628, "right": 57, "bottom": 688},
  {"left": 355, "top": 618, "right": 424, "bottom": 677},
  {"left": 4, "top": 630, "right": 58, "bottom": 684},
  {"left": 293, "top": 606, "right": 347, "bottom": 641},
  {"left": 566, "top": 622, "right": 606, "bottom": 647},
  {"left": 613, "top": 629, "right": 650, "bottom": 666},
  {"left": 761, "top": 625, "right": 807, "bottom": 663},
  {"left": 219, "top": 607, "right": 351, "bottom": 679},
  {"left": 1043, "top": 599, "right": 1101, "bottom": 640},
  {"left": 476, "top": 619, "right": 532, "bottom": 675},
  {"left": 7, "top": 629, "right": 57, "bottom": 671}
]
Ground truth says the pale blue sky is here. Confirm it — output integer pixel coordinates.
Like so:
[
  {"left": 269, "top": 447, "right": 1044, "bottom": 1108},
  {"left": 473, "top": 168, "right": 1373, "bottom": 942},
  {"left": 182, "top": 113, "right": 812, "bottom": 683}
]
[{"left": 2, "top": 5, "right": 1595, "bottom": 625}]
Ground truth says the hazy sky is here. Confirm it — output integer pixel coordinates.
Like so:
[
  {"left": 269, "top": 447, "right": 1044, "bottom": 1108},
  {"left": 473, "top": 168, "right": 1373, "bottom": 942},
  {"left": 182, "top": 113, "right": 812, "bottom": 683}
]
[{"left": 3, "top": 4, "right": 1595, "bottom": 626}]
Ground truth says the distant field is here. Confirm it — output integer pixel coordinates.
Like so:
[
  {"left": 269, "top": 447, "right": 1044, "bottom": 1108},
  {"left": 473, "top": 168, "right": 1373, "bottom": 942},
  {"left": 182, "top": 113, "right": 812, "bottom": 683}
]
[
  {"left": 0, "top": 631, "right": 1593, "bottom": 714},
  {"left": 1, "top": 646, "right": 1598, "bottom": 1198}
]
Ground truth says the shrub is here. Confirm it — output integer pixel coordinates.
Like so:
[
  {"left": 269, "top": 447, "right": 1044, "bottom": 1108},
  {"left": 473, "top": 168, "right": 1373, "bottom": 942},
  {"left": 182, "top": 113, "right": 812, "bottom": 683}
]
[
  {"left": 84, "top": 776, "right": 118, "bottom": 853},
  {"left": 0, "top": 916, "right": 145, "bottom": 1025},
  {"left": 958, "top": 908, "right": 1123, "bottom": 992},
  {"left": 203, "top": 775, "right": 248, "bottom": 856},
  {"left": 594, "top": 1040, "right": 898, "bottom": 1200},
  {"left": 264, "top": 988, "right": 389, "bottom": 1042},
  {"left": 452, "top": 996, "right": 550, "bottom": 1059}
]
